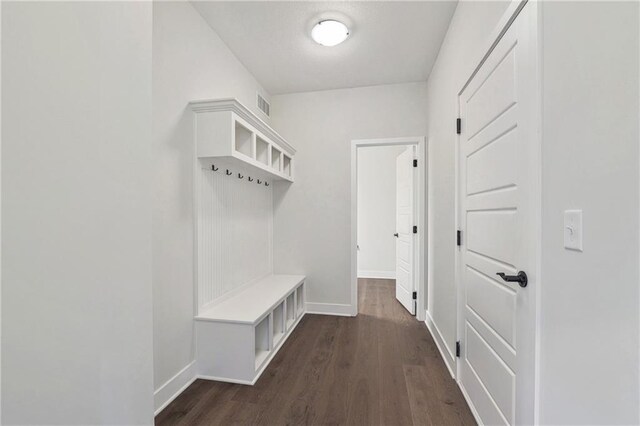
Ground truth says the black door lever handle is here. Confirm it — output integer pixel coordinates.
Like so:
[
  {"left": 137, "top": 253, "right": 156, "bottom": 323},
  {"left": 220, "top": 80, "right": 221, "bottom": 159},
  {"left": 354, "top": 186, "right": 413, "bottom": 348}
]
[
  {"left": 393, "top": 233, "right": 399, "bottom": 237},
  {"left": 496, "top": 271, "right": 528, "bottom": 288}
]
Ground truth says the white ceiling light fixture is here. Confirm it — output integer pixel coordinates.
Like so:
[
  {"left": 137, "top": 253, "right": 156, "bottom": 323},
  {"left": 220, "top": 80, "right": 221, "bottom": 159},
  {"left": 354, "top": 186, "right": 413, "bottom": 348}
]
[{"left": 311, "top": 20, "right": 350, "bottom": 47}]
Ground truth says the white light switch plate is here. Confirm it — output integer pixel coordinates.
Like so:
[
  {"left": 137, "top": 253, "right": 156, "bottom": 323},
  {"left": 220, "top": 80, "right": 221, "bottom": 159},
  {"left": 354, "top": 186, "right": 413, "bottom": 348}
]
[{"left": 564, "top": 210, "right": 583, "bottom": 251}]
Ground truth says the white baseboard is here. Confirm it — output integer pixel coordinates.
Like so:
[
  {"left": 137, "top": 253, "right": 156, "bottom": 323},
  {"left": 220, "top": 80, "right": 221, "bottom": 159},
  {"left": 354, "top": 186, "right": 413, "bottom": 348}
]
[
  {"left": 305, "top": 302, "right": 354, "bottom": 317},
  {"left": 154, "top": 360, "right": 197, "bottom": 416},
  {"left": 457, "top": 371, "right": 483, "bottom": 426},
  {"left": 197, "top": 374, "right": 254, "bottom": 386},
  {"left": 425, "top": 311, "right": 456, "bottom": 378},
  {"left": 357, "top": 270, "right": 396, "bottom": 279}
]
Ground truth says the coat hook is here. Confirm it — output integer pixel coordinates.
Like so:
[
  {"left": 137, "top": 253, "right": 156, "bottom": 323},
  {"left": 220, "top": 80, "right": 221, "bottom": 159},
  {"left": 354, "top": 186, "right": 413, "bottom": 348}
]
[
  {"left": 211, "top": 164, "right": 219, "bottom": 172},
  {"left": 226, "top": 169, "right": 232, "bottom": 176},
  {"left": 257, "top": 179, "right": 262, "bottom": 184},
  {"left": 238, "top": 173, "right": 244, "bottom": 179},
  {"left": 265, "top": 182, "right": 269, "bottom": 187},
  {"left": 248, "top": 177, "right": 254, "bottom": 182}
]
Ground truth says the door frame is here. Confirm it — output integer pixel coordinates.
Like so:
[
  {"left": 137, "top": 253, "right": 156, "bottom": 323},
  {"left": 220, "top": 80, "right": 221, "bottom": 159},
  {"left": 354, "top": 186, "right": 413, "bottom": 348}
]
[
  {"left": 350, "top": 136, "right": 427, "bottom": 320},
  {"left": 454, "top": 0, "right": 542, "bottom": 424}
]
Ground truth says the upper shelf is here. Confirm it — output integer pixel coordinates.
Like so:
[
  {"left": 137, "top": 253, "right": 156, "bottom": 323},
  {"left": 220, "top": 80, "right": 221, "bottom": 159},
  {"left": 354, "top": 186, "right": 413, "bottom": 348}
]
[{"left": 190, "top": 98, "right": 295, "bottom": 182}]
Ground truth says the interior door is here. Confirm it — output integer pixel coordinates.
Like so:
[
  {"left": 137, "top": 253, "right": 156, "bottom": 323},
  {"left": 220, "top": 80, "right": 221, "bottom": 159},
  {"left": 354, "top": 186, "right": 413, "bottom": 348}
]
[
  {"left": 395, "top": 146, "right": 415, "bottom": 315},
  {"left": 458, "top": 3, "right": 538, "bottom": 425}
]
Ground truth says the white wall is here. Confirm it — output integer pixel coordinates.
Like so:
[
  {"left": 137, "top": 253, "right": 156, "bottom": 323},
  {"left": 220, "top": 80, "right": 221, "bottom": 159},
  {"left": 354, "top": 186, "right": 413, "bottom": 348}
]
[
  {"left": 2, "top": 2, "right": 154, "bottom": 424},
  {"left": 424, "top": 0, "right": 510, "bottom": 371},
  {"left": 357, "top": 145, "right": 406, "bottom": 279},
  {"left": 152, "top": 1, "right": 272, "bottom": 412},
  {"left": 538, "top": 2, "right": 639, "bottom": 424},
  {"left": 271, "top": 82, "right": 427, "bottom": 313},
  {"left": 197, "top": 164, "right": 273, "bottom": 310}
]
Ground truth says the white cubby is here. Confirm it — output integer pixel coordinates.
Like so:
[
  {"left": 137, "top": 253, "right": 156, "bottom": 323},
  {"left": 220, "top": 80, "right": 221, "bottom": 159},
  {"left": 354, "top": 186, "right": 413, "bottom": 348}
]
[
  {"left": 191, "top": 98, "right": 295, "bottom": 182},
  {"left": 272, "top": 302, "right": 285, "bottom": 347},
  {"left": 195, "top": 275, "right": 305, "bottom": 385},
  {"left": 254, "top": 315, "right": 271, "bottom": 370},
  {"left": 283, "top": 155, "right": 292, "bottom": 177},
  {"left": 271, "top": 146, "right": 282, "bottom": 172},
  {"left": 256, "top": 136, "right": 270, "bottom": 166},
  {"left": 234, "top": 121, "right": 253, "bottom": 158},
  {"left": 296, "top": 284, "right": 304, "bottom": 317},
  {"left": 286, "top": 292, "right": 295, "bottom": 330}
]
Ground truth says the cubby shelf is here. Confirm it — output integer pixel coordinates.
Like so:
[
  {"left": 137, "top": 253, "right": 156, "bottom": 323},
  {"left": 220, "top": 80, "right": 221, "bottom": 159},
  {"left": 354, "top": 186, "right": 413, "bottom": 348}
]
[
  {"left": 190, "top": 98, "right": 295, "bottom": 182},
  {"left": 272, "top": 302, "right": 285, "bottom": 347},
  {"left": 296, "top": 284, "right": 305, "bottom": 317},
  {"left": 285, "top": 292, "right": 296, "bottom": 330}
]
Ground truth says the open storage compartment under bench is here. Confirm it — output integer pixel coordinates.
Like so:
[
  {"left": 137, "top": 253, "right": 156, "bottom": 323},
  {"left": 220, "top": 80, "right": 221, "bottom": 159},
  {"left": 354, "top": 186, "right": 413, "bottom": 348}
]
[{"left": 194, "top": 275, "right": 306, "bottom": 385}]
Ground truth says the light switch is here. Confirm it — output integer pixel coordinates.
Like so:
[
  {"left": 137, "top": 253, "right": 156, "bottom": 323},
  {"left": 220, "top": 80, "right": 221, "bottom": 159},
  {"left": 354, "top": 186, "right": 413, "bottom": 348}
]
[{"left": 564, "top": 210, "right": 583, "bottom": 251}]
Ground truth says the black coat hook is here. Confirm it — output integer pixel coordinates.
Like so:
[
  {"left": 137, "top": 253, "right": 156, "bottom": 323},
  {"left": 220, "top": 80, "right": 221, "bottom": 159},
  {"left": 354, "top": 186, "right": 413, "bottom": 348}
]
[
  {"left": 257, "top": 179, "right": 262, "bottom": 184},
  {"left": 211, "top": 164, "right": 219, "bottom": 172},
  {"left": 238, "top": 173, "right": 244, "bottom": 179},
  {"left": 265, "top": 182, "right": 269, "bottom": 187},
  {"left": 248, "top": 177, "right": 254, "bottom": 182},
  {"left": 225, "top": 169, "right": 232, "bottom": 176}
]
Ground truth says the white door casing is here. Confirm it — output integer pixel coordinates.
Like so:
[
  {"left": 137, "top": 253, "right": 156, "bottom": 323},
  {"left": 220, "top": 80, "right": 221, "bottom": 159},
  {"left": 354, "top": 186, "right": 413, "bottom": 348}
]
[
  {"left": 457, "top": 2, "right": 539, "bottom": 425},
  {"left": 351, "top": 137, "right": 426, "bottom": 319},
  {"left": 395, "top": 146, "right": 416, "bottom": 315}
]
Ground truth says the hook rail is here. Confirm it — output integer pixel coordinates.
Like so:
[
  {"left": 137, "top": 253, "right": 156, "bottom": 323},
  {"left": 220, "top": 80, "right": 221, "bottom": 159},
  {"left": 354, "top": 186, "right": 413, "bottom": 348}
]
[{"left": 212, "top": 167, "right": 272, "bottom": 188}]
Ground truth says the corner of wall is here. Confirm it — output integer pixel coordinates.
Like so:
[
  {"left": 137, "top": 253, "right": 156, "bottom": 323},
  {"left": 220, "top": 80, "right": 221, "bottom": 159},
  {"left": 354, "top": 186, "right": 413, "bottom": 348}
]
[{"left": 152, "top": 0, "right": 275, "bottom": 415}]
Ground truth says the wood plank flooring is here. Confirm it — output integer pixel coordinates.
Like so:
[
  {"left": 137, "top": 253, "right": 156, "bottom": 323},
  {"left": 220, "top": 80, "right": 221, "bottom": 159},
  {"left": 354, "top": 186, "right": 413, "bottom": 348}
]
[{"left": 156, "top": 278, "right": 475, "bottom": 426}]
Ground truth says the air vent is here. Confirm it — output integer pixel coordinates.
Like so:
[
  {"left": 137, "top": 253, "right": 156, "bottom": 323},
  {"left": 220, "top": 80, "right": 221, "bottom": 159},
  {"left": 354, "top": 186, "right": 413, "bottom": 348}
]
[{"left": 257, "top": 93, "right": 270, "bottom": 117}]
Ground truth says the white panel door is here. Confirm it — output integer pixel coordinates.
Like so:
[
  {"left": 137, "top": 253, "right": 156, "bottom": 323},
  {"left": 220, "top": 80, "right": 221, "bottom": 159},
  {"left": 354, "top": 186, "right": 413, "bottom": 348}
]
[
  {"left": 458, "top": 3, "right": 538, "bottom": 425},
  {"left": 395, "top": 146, "right": 416, "bottom": 315}
]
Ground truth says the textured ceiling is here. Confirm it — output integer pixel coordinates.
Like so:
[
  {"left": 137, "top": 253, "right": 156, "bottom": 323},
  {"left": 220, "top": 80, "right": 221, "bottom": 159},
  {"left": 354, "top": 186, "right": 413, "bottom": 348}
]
[{"left": 191, "top": 1, "right": 458, "bottom": 95}]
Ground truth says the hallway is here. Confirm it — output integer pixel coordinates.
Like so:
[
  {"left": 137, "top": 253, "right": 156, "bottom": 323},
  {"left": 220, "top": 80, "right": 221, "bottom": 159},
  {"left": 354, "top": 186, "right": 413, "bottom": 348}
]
[{"left": 156, "top": 279, "right": 475, "bottom": 425}]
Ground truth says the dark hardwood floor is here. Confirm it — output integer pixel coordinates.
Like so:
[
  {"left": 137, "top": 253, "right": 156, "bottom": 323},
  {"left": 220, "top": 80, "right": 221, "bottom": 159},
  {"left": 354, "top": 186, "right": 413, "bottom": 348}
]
[{"left": 156, "top": 278, "right": 475, "bottom": 426}]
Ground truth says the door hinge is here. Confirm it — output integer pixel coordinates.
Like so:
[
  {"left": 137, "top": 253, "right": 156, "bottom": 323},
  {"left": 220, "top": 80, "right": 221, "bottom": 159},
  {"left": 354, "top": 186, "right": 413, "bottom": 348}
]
[
  {"left": 456, "top": 118, "right": 462, "bottom": 135},
  {"left": 413, "top": 159, "right": 418, "bottom": 168},
  {"left": 412, "top": 291, "right": 417, "bottom": 300},
  {"left": 457, "top": 230, "right": 462, "bottom": 246},
  {"left": 456, "top": 341, "right": 461, "bottom": 357},
  {"left": 413, "top": 225, "right": 418, "bottom": 234}
]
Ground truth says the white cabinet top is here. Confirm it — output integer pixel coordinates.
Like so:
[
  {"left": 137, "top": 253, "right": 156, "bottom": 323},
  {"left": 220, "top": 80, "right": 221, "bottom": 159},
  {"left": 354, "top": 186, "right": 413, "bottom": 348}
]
[
  {"left": 190, "top": 98, "right": 295, "bottom": 155},
  {"left": 195, "top": 274, "right": 305, "bottom": 324},
  {"left": 190, "top": 98, "right": 296, "bottom": 182}
]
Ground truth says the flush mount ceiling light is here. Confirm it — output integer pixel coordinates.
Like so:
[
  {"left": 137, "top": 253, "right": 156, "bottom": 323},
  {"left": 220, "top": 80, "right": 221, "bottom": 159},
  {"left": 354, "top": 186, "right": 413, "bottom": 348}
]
[{"left": 311, "top": 20, "right": 350, "bottom": 47}]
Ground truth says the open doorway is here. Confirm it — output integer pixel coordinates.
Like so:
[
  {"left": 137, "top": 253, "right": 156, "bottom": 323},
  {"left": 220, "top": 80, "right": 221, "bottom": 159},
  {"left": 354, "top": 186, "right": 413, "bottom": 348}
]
[{"left": 350, "top": 137, "right": 426, "bottom": 320}]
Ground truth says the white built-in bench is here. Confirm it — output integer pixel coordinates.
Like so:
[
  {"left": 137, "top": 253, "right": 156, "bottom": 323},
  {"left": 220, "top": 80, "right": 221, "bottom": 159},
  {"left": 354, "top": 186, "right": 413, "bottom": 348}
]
[{"left": 194, "top": 274, "right": 306, "bottom": 385}]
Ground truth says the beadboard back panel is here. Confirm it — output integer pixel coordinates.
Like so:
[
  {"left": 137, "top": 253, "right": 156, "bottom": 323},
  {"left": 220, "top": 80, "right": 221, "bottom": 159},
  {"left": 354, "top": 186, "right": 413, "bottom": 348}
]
[{"left": 197, "top": 162, "right": 273, "bottom": 311}]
